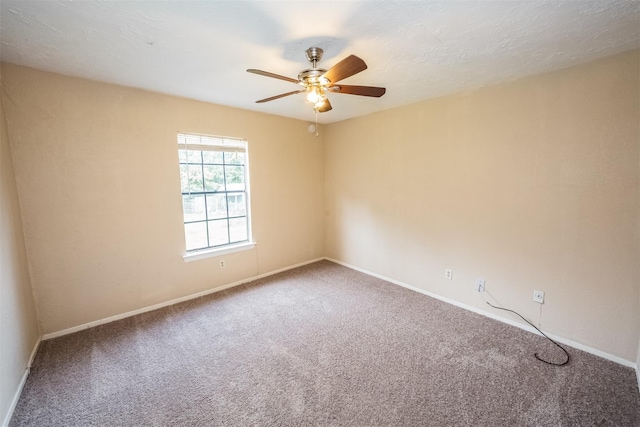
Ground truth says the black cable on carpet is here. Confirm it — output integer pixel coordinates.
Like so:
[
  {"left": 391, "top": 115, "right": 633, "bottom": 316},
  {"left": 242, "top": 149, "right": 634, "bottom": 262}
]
[{"left": 487, "top": 301, "right": 570, "bottom": 366}]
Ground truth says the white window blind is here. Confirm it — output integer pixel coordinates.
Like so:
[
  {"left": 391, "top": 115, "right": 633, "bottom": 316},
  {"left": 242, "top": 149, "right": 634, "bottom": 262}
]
[{"left": 177, "top": 133, "right": 246, "bottom": 153}]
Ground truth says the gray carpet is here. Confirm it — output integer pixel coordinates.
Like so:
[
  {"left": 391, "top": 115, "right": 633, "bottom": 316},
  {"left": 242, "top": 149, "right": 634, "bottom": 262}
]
[{"left": 10, "top": 260, "right": 640, "bottom": 426}]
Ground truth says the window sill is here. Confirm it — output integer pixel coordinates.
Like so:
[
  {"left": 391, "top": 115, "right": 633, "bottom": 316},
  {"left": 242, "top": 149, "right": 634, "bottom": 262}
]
[{"left": 183, "top": 241, "right": 256, "bottom": 263}]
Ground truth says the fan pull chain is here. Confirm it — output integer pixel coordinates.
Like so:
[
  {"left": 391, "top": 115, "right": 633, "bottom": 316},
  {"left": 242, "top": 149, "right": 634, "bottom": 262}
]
[{"left": 314, "top": 109, "right": 319, "bottom": 137}]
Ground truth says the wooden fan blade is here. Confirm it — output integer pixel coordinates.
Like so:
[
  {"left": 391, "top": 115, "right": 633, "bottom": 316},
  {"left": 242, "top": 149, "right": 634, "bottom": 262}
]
[
  {"left": 256, "top": 90, "right": 304, "bottom": 103},
  {"left": 330, "top": 85, "right": 386, "bottom": 97},
  {"left": 321, "top": 55, "right": 367, "bottom": 83},
  {"left": 317, "top": 98, "right": 332, "bottom": 113},
  {"left": 247, "top": 69, "right": 300, "bottom": 85}
]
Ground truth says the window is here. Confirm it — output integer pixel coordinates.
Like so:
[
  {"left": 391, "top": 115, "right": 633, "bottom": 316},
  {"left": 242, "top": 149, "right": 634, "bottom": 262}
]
[{"left": 177, "top": 133, "right": 252, "bottom": 258}]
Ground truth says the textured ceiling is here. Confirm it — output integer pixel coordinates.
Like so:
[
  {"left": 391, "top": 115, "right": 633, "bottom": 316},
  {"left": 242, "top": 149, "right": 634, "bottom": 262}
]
[{"left": 1, "top": 1, "right": 638, "bottom": 124}]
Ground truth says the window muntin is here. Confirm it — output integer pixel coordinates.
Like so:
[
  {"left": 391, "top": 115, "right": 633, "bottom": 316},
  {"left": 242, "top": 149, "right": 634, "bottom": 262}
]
[{"left": 177, "top": 133, "right": 250, "bottom": 253}]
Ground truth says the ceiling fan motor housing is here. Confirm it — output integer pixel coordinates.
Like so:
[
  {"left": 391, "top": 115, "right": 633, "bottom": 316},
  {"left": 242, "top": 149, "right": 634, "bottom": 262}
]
[{"left": 298, "top": 68, "right": 329, "bottom": 87}]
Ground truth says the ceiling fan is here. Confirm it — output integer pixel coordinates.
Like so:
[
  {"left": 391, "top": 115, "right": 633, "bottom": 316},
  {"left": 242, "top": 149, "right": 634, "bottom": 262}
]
[{"left": 247, "top": 47, "right": 386, "bottom": 113}]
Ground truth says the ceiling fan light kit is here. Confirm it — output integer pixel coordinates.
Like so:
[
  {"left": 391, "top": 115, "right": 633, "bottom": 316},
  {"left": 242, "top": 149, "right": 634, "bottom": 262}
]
[{"left": 247, "top": 47, "right": 386, "bottom": 114}]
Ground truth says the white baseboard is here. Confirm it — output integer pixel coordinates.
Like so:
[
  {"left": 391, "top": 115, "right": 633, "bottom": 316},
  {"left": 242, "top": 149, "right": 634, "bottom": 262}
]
[
  {"left": 33, "top": 255, "right": 640, "bottom": 372},
  {"left": 325, "top": 257, "right": 637, "bottom": 370},
  {"left": 3, "top": 337, "right": 41, "bottom": 427},
  {"left": 43, "top": 257, "right": 325, "bottom": 340}
]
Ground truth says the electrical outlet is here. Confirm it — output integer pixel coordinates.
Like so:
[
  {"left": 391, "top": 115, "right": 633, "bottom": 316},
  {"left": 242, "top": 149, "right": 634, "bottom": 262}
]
[
  {"left": 445, "top": 269, "right": 453, "bottom": 280},
  {"left": 475, "top": 279, "right": 485, "bottom": 292},
  {"left": 533, "top": 290, "right": 544, "bottom": 304},
  {"left": 220, "top": 260, "right": 225, "bottom": 269}
]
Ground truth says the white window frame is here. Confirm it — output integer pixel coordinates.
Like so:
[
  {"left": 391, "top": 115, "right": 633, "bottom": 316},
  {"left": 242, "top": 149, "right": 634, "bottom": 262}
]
[{"left": 177, "top": 132, "right": 255, "bottom": 262}]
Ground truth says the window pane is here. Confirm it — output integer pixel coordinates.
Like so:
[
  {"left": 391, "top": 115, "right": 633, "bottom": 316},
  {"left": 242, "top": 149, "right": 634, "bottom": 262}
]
[
  {"left": 227, "top": 192, "right": 246, "bottom": 217},
  {"left": 180, "top": 164, "right": 203, "bottom": 192},
  {"left": 224, "top": 152, "right": 244, "bottom": 165},
  {"left": 182, "top": 195, "right": 206, "bottom": 222},
  {"left": 203, "top": 165, "right": 224, "bottom": 192},
  {"left": 224, "top": 165, "right": 245, "bottom": 190},
  {"left": 179, "top": 149, "right": 201, "bottom": 163},
  {"left": 208, "top": 219, "right": 229, "bottom": 246},
  {"left": 203, "top": 151, "right": 223, "bottom": 164},
  {"left": 229, "top": 217, "right": 248, "bottom": 243},
  {"left": 206, "top": 193, "right": 227, "bottom": 219},
  {"left": 185, "top": 222, "right": 208, "bottom": 251}
]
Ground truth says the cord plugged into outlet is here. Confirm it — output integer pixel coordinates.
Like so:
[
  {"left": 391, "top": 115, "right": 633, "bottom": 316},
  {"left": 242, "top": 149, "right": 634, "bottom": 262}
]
[{"left": 475, "top": 279, "right": 485, "bottom": 292}]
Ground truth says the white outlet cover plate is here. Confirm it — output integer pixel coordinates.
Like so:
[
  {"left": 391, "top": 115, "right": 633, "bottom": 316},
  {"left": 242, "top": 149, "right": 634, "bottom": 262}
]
[
  {"left": 533, "top": 290, "right": 544, "bottom": 303},
  {"left": 475, "top": 279, "right": 485, "bottom": 292}
]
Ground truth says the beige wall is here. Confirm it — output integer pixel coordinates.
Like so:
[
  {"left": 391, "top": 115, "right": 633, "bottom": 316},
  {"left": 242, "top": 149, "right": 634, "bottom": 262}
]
[
  {"left": 324, "top": 50, "right": 639, "bottom": 362},
  {"left": 2, "top": 49, "right": 639, "bottom": 366},
  {"left": 1, "top": 64, "right": 324, "bottom": 335},
  {"left": 0, "top": 69, "right": 40, "bottom": 424}
]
